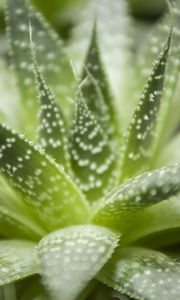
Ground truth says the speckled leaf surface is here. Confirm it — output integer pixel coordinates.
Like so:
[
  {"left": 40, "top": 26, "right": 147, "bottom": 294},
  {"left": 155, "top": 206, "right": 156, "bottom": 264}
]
[
  {"left": 0, "top": 176, "right": 45, "bottom": 240},
  {"left": 32, "top": 53, "right": 71, "bottom": 174},
  {"left": 70, "top": 86, "right": 118, "bottom": 202},
  {"left": 0, "top": 240, "right": 37, "bottom": 286},
  {"left": 92, "top": 164, "right": 180, "bottom": 231},
  {"left": 70, "top": 0, "right": 133, "bottom": 129},
  {"left": 0, "top": 124, "right": 89, "bottom": 232},
  {"left": 81, "top": 25, "right": 120, "bottom": 142},
  {"left": 98, "top": 246, "right": 180, "bottom": 300},
  {"left": 120, "top": 32, "right": 171, "bottom": 182},
  {"left": 136, "top": 3, "right": 180, "bottom": 144},
  {"left": 37, "top": 225, "right": 119, "bottom": 300},
  {"left": 6, "top": 0, "right": 74, "bottom": 137}
]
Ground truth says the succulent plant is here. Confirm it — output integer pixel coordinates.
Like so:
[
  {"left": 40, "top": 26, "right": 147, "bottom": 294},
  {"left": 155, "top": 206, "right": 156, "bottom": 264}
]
[{"left": 1, "top": 0, "right": 180, "bottom": 299}]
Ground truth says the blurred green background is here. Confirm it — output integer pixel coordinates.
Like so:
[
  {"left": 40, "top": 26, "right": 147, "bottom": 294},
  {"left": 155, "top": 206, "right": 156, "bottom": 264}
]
[{"left": 0, "top": 0, "right": 166, "bottom": 36}]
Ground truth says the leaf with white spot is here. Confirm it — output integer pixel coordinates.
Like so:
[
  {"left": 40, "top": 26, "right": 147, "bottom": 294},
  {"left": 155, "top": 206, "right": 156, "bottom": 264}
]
[
  {"left": 0, "top": 240, "right": 37, "bottom": 286},
  {"left": 81, "top": 24, "right": 120, "bottom": 142},
  {"left": 70, "top": 85, "right": 118, "bottom": 202},
  {"left": 70, "top": 0, "right": 133, "bottom": 113},
  {"left": 0, "top": 175, "right": 45, "bottom": 239},
  {"left": 37, "top": 225, "right": 119, "bottom": 300},
  {"left": 136, "top": 3, "right": 180, "bottom": 145},
  {"left": 92, "top": 164, "right": 180, "bottom": 231},
  {"left": 0, "top": 124, "right": 89, "bottom": 232},
  {"left": 5, "top": 0, "right": 74, "bottom": 137},
  {"left": 119, "top": 32, "right": 171, "bottom": 182},
  {"left": 32, "top": 50, "right": 71, "bottom": 173},
  {"left": 98, "top": 246, "right": 180, "bottom": 300}
]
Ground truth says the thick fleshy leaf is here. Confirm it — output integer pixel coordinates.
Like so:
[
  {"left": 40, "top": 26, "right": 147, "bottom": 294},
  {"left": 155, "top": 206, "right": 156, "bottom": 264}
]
[
  {"left": 136, "top": 3, "right": 180, "bottom": 144},
  {"left": 70, "top": 86, "right": 118, "bottom": 202},
  {"left": 122, "top": 195, "right": 180, "bottom": 247},
  {"left": 32, "top": 50, "right": 71, "bottom": 173},
  {"left": 0, "top": 204, "right": 42, "bottom": 240},
  {"left": 81, "top": 24, "right": 120, "bottom": 142},
  {"left": 92, "top": 164, "right": 180, "bottom": 231},
  {"left": 0, "top": 240, "right": 37, "bottom": 286},
  {"left": 155, "top": 133, "right": 180, "bottom": 168},
  {"left": 0, "top": 176, "right": 45, "bottom": 240},
  {"left": 37, "top": 225, "right": 119, "bottom": 300},
  {"left": 70, "top": 0, "right": 133, "bottom": 128},
  {"left": 119, "top": 32, "right": 171, "bottom": 183},
  {"left": 0, "top": 124, "right": 89, "bottom": 232},
  {"left": 6, "top": 0, "right": 74, "bottom": 137},
  {"left": 98, "top": 246, "right": 180, "bottom": 300}
]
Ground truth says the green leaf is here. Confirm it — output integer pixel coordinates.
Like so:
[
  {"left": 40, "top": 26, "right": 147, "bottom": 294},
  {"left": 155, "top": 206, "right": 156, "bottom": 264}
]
[
  {"left": 98, "top": 246, "right": 180, "bottom": 300},
  {"left": 155, "top": 133, "right": 180, "bottom": 168},
  {"left": 0, "top": 124, "right": 89, "bottom": 232},
  {"left": 119, "top": 31, "right": 171, "bottom": 183},
  {"left": 0, "top": 199, "right": 44, "bottom": 241},
  {"left": 0, "top": 240, "right": 37, "bottom": 286},
  {"left": 5, "top": 0, "right": 74, "bottom": 137},
  {"left": 70, "top": 85, "right": 118, "bottom": 202},
  {"left": 37, "top": 225, "right": 119, "bottom": 300},
  {"left": 70, "top": 0, "right": 133, "bottom": 129},
  {"left": 136, "top": 3, "right": 180, "bottom": 145},
  {"left": 122, "top": 195, "right": 180, "bottom": 247},
  {"left": 0, "top": 175, "right": 45, "bottom": 240},
  {"left": 81, "top": 24, "right": 120, "bottom": 142},
  {"left": 92, "top": 164, "right": 180, "bottom": 231},
  {"left": 32, "top": 48, "right": 71, "bottom": 173}
]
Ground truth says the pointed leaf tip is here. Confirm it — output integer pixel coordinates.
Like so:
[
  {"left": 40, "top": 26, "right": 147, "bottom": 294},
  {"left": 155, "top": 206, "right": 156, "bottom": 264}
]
[
  {"left": 120, "top": 30, "right": 171, "bottom": 182},
  {"left": 136, "top": 5, "right": 180, "bottom": 146},
  {"left": 70, "top": 84, "right": 118, "bottom": 202},
  {"left": 6, "top": 0, "right": 74, "bottom": 137},
  {"left": 81, "top": 23, "right": 120, "bottom": 142},
  {"left": 32, "top": 48, "right": 71, "bottom": 173}
]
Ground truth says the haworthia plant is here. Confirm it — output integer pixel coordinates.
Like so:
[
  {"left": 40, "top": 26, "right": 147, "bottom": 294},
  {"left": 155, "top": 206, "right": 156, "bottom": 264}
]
[{"left": 1, "top": 0, "right": 180, "bottom": 300}]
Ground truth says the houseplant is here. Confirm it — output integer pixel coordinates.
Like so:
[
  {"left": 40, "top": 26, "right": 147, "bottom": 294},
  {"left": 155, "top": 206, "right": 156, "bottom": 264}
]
[{"left": 0, "top": 0, "right": 180, "bottom": 299}]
